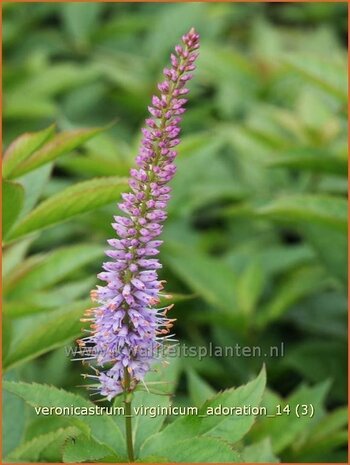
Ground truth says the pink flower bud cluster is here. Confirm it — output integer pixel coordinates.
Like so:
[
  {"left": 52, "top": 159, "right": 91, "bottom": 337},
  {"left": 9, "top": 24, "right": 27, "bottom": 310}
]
[{"left": 79, "top": 28, "right": 200, "bottom": 400}]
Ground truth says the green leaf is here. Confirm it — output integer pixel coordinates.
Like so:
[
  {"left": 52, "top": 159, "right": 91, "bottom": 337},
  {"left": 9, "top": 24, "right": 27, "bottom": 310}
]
[
  {"left": 18, "top": 163, "right": 53, "bottom": 217},
  {"left": 251, "top": 381, "right": 331, "bottom": 454},
  {"left": 309, "top": 407, "right": 348, "bottom": 442},
  {"left": 113, "top": 358, "right": 182, "bottom": 454},
  {"left": 187, "top": 369, "right": 215, "bottom": 407},
  {"left": 258, "top": 194, "right": 347, "bottom": 232},
  {"left": 141, "top": 367, "right": 266, "bottom": 456},
  {"left": 62, "top": 3, "right": 103, "bottom": 47},
  {"left": 145, "top": 3, "right": 208, "bottom": 61},
  {"left": 170, "top": 140, "right": 246, "bottom": 215},
  {"left": 236, "top": 260, "right": 265, "bottom": 315},
  {"left": 3, "top": 300, "right": 89, "bottom": 370},
  {"left": 8, "top": 176, "right": 127, "bottom": 240},
  {"left": 8, "top": 63, "right": 101, "bottom": 101},
  {"left": 291, "top": 432, "right": 348, "bottom": 462},
  {"left": 2, "top": 179, "right": 24, "bottom": 238},
  {"left": 3, "top": 381, "right": 126, "bottom": 456},
  {"left": 4, "top": 243, "right": 103, "bottom": 298},
  {"left": 305, "top": 224, "right": 347, "bottom": 285},
  {"left": 284, "top": 54, "right": 347, "bottom": 102},
  {"left": 256, "top": 265, "right": 328, "bottom": 327},
  {"left": 136, "top": 455, "right": 168, "bottom": 463},
  {"left": 58, "top": 153, "right": 131, "bottom": 177},
  {"left": 291, "top": 407, "right": 348, "bottom": 461},
  {"left": 4, "top": 94, "right": 56, "bottom": 120},
  {"left": 283, "top": 340, "right": 346, "bottom": 403},
  {"left": 145, "top": 356, "right": 182, "bottom": 395},
  {"left": 7, "top": 126, "right": 107, "bottom": 178},
  {"left": 4, "top": 279, "right": 96, "bottom": 318},
  {"left": 134, "top": 358, "right": 181, "bottom": 451},
  {"left": 3, "top": 237, "right": 34, "bottom": 277},
  {"left": 6, "top": 427, "right": 78, "bottom": 462},
  {"left": 9, "top": 301, "right": 43, "bottom": 322},
  {"left": 268, "top": 150, "right": 347, "bottom": 176},
  {"left": 287, "top": 291, "right": 347, "bottom": 339},
  {"left": 3, "top": 124, "right": 55, "bottom": 178},
  {"left": 2, "top": 316, "right": 13, "bottom": 365},
  {"left": 118, "top": 391, "right": 170, "bottom": 457},
  {"left": 163, "top": 242, "right": 237, "bottom": 313},
  {"left": 62, "top": 434, "right": 119, "bottom": 463},
  {"left": 242, "top": 438, "right": 279, "bottom": 463},
  {"left": 2, "top": 372, "right": 26, "bottom": 457},
  {"left": 199, "top": 366, "right": 266, "bottom": 441},
  {"left": 25, "top": 416, "right": 72, "bottom": 442},
  {"left": 156, "top": 437, "right": 241, "bottom": 463},
  {"left": 258, "top": 244, "right": 315, "bottom": 277}
]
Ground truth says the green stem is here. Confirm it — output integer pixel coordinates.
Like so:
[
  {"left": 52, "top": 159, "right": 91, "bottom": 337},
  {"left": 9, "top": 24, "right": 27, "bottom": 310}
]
[
  {"left": 124, "top": 370, "right": 135, "bottom": 462},
  {"left": 125, "top": 398, "right": 134, "bottom": 462}
]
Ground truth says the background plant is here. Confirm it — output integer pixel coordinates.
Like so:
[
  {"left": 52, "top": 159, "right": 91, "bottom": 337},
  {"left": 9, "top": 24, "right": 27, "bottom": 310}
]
[{"left": 2, "top": 2, "right": 348, "bottom": 463}]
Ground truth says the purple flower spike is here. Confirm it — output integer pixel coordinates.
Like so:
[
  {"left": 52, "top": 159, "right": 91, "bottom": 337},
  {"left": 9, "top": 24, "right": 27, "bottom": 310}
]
[{"left": 78, "top": 28, "right": 200, "bottom": 400}]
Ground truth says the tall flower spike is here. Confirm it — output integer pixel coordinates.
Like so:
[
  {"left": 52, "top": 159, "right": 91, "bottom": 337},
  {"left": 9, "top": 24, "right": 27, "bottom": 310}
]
[{"left": 78, "top": 28, "right": 200, "bottom": 400}]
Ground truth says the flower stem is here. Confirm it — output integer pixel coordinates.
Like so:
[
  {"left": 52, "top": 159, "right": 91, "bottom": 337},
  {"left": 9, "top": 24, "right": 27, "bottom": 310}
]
[{"left": 124, "top": 370, "right": 135, "bottom": 462}]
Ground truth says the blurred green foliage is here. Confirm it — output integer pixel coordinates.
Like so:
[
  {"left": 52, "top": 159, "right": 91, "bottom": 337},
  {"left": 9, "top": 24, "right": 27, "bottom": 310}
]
[{"left": 2, "top": 2, "right": 348, "bottom": 463}]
